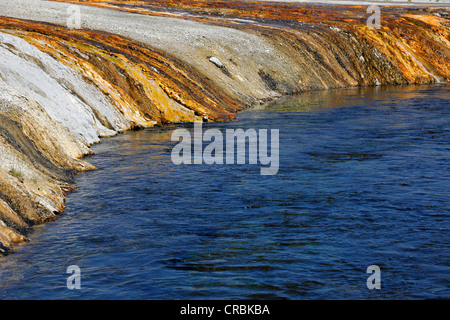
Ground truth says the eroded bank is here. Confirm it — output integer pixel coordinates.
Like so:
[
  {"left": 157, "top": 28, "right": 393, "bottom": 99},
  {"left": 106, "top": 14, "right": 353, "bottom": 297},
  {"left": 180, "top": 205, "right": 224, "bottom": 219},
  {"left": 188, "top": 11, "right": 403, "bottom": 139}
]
[{"left": 0, "top": 1, "right": 449, "bottom": 254}]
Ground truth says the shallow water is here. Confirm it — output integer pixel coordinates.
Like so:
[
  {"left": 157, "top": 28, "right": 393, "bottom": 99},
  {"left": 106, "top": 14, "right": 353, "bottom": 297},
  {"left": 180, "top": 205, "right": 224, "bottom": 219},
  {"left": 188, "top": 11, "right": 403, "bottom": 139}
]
[{"left": 0, "top": 84, "right": 448, "bottom": 299}]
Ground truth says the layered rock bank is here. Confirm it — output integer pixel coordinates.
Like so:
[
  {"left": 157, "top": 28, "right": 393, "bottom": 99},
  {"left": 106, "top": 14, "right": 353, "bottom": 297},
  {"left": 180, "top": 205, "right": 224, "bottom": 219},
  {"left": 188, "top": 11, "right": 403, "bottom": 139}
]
[{"left": 0, "top": 0, "right": 449, "bottom": 254}]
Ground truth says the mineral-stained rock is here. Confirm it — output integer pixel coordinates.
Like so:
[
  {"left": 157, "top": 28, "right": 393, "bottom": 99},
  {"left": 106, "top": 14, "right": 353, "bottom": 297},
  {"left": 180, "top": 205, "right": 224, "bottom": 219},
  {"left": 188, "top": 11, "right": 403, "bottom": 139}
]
[{"left": 0, "top": 1, "right": 449, "bottom": 254}]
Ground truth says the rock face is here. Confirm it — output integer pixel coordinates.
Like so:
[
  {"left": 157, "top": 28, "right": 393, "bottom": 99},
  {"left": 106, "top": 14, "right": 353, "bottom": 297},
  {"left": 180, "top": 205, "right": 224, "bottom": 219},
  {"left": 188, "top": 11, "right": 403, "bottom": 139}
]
[{"left": 0, "top": 1, "right": 449, "bottom": 255}]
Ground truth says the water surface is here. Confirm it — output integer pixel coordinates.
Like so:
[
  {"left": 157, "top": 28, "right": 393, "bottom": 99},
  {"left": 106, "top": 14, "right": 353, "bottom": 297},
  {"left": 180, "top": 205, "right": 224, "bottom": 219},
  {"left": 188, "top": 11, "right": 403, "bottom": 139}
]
[{"left": 0, "top": 84, "right": 448, "bottom": 299}]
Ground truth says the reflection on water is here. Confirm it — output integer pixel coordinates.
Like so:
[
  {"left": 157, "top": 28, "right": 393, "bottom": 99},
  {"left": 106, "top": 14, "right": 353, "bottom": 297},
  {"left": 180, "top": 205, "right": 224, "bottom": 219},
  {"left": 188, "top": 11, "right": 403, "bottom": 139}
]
[{"left": 0, "top": 84, "right": 449, "bottom": 300}]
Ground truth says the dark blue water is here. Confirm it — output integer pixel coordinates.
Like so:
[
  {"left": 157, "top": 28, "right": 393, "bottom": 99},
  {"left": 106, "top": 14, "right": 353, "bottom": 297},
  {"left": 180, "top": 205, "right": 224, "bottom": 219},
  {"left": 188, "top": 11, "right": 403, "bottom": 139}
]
[{"left": 0, "top": 84, "right": 448, "bottom": 300}]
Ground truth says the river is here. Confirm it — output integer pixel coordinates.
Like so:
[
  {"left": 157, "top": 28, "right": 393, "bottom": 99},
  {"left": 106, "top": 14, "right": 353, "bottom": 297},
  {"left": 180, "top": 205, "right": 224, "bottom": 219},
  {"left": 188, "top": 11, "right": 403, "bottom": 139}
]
[{"left": 0, "top": 84, "right": 448, "bottom": 299}]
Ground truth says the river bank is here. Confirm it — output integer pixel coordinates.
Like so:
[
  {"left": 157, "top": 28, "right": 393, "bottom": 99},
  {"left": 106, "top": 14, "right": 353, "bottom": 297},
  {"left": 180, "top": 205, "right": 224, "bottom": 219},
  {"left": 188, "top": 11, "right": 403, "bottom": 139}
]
[{"left": 0, "top": 0, "right": 449, "bottom": 255}]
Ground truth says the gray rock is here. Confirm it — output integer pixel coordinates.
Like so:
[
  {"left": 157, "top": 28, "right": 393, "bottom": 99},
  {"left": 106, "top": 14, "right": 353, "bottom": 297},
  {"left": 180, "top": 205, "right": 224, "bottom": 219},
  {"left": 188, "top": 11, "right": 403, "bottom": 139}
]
[{"left": 209, "top": 56, "right": 225, "bottom": 68}]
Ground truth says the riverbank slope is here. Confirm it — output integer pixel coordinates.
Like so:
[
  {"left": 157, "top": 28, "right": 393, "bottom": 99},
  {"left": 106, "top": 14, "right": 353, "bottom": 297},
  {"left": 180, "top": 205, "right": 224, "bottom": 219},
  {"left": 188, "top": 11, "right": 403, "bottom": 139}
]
[{"left": 0, "top": 0, "right": 449, "bottom": 254}]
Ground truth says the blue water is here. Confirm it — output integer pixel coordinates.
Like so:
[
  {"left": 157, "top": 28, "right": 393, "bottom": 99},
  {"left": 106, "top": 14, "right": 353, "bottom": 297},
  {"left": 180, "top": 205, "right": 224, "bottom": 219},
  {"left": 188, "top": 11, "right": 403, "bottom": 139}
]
[{"left": 0, "top": 84, "right": 448, "bottom": 300}]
